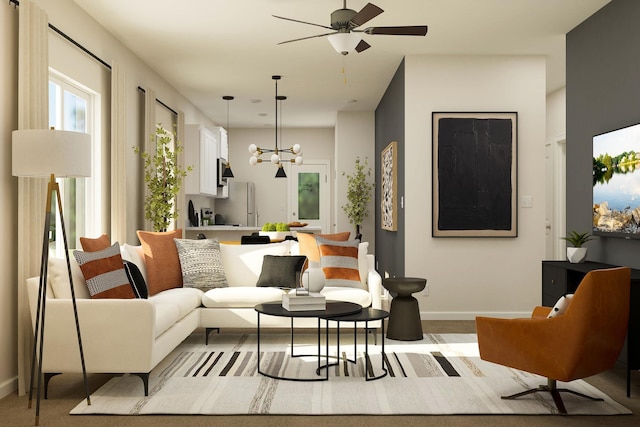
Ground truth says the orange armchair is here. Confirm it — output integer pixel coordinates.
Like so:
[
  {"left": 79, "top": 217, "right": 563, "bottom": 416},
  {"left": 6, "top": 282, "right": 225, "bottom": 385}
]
[{"left": 476, "top": 267, "right": 630, "bottom": 413}]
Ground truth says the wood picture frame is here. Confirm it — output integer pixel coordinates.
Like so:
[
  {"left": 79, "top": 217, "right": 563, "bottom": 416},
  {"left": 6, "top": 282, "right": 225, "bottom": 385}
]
[
  {"left": 432, "top": 112, "right": 517, "bottom": 237},
  {"left": 381, "top": 141, "right": 398, "bottom": 231}
]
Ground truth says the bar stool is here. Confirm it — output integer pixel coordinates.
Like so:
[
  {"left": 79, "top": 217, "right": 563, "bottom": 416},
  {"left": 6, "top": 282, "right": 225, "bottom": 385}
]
[{"left": 383, "top": 277, "right": 427, "bottom": 341}]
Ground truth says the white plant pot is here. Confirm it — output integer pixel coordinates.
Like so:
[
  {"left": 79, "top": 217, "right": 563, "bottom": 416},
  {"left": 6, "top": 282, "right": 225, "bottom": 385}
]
[
  {"left": 567, "top": 247, "right": 588, "bottom": 263},
  {"left": 302, "top": 261, "right": 325, "bottom": 293}
]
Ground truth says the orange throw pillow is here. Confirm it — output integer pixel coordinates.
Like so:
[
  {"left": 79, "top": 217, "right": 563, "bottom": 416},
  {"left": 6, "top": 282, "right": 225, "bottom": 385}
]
[
  {"left": 80, "top": 234, "right": 111, "bottom": 252},
  {"left": 137, "top": 229, "right": 183, "bottom": 296},
  {"left": 297, "top": 231, "right": 350, "bottom": 263}
]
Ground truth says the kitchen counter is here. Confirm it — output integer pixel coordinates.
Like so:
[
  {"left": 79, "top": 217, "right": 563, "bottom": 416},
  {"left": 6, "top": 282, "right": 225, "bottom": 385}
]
[{"left": 183, "top": 226, "right": 322, "bottom": 241}]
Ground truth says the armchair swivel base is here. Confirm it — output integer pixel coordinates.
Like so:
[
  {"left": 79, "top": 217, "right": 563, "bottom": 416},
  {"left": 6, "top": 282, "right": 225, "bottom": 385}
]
[{"left": 502, "top": 378, "right": 603, "bottom": 414}]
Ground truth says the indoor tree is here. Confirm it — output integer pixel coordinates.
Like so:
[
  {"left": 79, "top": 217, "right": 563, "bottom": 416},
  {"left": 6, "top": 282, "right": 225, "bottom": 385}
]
[
  {"left": 342, "top": 157, "right": 373, "bottom": 240},
  {"left": 134, "top": 125, "right": 191, "bottom": 232}
]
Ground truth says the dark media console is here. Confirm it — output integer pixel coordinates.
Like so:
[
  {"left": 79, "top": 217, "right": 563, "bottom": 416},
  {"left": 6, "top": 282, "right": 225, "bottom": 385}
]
[{"left": 542, "top": 261, "right": 640, "bottom": 397}]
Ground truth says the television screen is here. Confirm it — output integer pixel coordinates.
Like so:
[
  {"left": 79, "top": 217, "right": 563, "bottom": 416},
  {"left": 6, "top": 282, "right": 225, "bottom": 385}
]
[{"left": 593, "top": 122, "right": 640, "bottom": 238}]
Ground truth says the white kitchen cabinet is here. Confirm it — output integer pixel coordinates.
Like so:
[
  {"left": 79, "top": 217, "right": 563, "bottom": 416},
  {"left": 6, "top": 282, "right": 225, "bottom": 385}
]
[
  {"left": 215, "top": 126, "right": 228, "bottom": 161},
  {"left": 184, "top": 124, "right": 218, "bottom": 196}
]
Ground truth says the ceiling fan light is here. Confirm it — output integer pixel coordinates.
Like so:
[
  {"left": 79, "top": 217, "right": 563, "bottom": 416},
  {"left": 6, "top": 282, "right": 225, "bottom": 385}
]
[{"left": 328, "top": 33, "right": 361, "bottom": 55}]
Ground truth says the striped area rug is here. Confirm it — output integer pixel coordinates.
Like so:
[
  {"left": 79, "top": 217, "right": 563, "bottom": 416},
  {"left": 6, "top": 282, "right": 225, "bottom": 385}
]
[{"left": 71, "top": 332, "right": 631, "bottom": 416}]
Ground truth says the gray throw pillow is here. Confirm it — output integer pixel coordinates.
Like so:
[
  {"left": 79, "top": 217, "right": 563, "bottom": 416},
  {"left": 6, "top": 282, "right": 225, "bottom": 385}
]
[
  {"left": 256, "top": 255, "right": 307, "bottom": 288},
  {"left": 174, "top": 238, "right": 227, "bottom": 291}
]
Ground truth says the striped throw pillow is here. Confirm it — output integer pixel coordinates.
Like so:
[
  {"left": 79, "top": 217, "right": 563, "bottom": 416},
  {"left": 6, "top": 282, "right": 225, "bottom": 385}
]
[
  {"left": 73, "top": 242, "right": 135, "bottom": 299},
  {"left": 316, "top": 237, "right": 362, "bottom": 289}
]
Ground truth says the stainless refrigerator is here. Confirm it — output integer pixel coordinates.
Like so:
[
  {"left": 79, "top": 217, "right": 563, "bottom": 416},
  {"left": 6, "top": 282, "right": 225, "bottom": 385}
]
[{"left": 215, "top": 181, "right": 256, "bottom": 226}]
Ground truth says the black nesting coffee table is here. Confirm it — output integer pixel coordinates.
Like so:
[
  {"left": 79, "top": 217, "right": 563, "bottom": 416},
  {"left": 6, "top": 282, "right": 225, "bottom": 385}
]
[
  {"left": 254, "top": 301, "right": 362, "bottom": 381},
  {"left": 325, "top": 308, "right": 390, "bottom": 381}
]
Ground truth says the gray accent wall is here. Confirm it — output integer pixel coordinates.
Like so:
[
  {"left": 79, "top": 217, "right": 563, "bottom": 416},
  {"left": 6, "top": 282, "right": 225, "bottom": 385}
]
[
  {"left": 567, "top": 0, "right": 640, "bottom": 268},
  {"left": 375, "top": 60, "right": 405, "bottom": 278}
]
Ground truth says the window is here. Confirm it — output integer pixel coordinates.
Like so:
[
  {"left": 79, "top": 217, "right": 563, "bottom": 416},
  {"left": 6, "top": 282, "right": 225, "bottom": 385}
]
[{"left": 48, "top": 71, "right": 101, "bottom": 254}]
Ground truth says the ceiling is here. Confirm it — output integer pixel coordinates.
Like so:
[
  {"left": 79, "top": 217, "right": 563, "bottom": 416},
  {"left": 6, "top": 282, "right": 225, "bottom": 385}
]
[{"left": 72, "top": 0, "right": 610, "bottom": 128}]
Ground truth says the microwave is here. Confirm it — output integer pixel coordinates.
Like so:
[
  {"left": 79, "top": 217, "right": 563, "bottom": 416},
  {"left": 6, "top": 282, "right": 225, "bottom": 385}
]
[{"left": 217, "top": 159, "right": 228, "bottom": 187}]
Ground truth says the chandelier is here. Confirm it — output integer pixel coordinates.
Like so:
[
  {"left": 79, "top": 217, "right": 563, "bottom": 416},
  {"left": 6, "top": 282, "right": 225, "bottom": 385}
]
[{"left": 248, "top": 75, "right": 303, "bottom": 178}]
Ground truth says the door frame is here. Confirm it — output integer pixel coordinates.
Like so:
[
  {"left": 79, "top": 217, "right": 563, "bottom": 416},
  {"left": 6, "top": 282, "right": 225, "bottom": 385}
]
[
  {"left": 288, "top": 160, "right": 330, "bottom": 233},
  {"left": 545, "top": 134, "right": 567, "bottom": 260}
]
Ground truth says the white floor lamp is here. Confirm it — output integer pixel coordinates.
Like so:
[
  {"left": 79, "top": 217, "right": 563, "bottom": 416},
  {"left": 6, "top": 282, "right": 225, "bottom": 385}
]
[{"left": 12, "top": 129, "right": 92, "bottom": 426}]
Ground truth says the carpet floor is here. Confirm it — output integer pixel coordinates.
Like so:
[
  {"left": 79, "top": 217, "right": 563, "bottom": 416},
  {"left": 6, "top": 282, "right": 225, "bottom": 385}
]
[{"left": 70, "top": 332, "right": 630, "bottom": 416}]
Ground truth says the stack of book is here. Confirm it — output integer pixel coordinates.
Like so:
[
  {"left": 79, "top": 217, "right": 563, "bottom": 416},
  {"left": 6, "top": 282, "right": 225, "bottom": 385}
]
[{"left": 282, "top": 291, "right": 326, "bottom": 311}]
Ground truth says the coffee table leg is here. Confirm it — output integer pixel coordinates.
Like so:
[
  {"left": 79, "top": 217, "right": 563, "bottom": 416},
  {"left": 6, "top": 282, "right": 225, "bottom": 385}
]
[
  {"left": 257, "top": 312, "right": 261, "bottom": 375},
  {"left": 325, "top": 318, "right": 329, "bottom": 380}
]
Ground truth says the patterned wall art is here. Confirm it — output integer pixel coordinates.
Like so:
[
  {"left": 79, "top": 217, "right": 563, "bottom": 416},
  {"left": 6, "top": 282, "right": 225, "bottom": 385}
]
[
  {"left": 381, "top": 141, "right": 398, "bottom": 231},
  {"left": 432, "top": 112, "right": 518, "bottom": 237}
]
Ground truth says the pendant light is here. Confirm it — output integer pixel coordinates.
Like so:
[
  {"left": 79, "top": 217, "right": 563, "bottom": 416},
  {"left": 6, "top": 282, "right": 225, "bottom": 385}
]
[
  {"left": 222, "top": 95, "right": 235, "bottom": 178},
  {"left": 248, "top": 75, "right": 303, "bottom": 178}
]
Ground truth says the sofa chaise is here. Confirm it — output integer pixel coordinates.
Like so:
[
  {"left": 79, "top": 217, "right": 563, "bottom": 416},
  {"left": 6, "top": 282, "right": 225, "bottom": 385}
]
[{"left": 26, "top": 238, "right": 382, "bottom": 396}]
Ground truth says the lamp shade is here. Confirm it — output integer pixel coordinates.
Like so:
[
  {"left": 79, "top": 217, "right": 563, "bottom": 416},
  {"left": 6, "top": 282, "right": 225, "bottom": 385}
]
[
  {"left": 12, "top": 129, "right": 92, "bottom": 178},
  {"left": 328, "top": 33, "right": 361, "bottom": 55}
]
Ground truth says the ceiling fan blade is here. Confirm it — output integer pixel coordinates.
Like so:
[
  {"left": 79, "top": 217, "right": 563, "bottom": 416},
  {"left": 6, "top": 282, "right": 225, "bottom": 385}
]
[
  {"left": 272, "top": 15, "right": 333, "bottom": 30},
  {"left": 277, "top": 32, "right": 337, "bottom": 45},
  {"left": 363, "top": 25, "right": 428, "bottom": 36},
  {"left": 355, "top": 39, "right": 371, "bottom": 53},
  {"left": 349, "top": 3, "right": 384, "bottom": 27}
]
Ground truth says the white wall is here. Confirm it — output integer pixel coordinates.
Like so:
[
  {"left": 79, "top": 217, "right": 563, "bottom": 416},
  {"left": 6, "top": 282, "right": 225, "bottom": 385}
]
[
  {"left": 547, "top": 87, "right": 566, "bottom": 141},
  {"left": 219, "top": 127, "right": 334, "bottom": 227},
  {"left": 404, "top": 55, "right": 547, "bottom": 319}
]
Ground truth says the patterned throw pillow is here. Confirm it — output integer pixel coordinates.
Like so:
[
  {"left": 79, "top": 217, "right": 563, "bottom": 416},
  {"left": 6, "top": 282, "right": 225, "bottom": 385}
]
[
  {"left": 73, "top": 242, "right": 135, "bottom": 299},
  {"left": 137, "top": 229, "right": 183, "bottom": 296},
  {"left": 174, "top": 238, "right": 227, "bottom": 291},
  {"left": 547, "top": 293, "right": 574, "bottom": 318},
  {"left": 297, "top": 231, "right": 350, "bottom": 263},
  {"left": 316, "top": 237, "right": 363, "bottom": 289},
  {"left": 256, "top": 255, "right": 307, "bottom": 288}
]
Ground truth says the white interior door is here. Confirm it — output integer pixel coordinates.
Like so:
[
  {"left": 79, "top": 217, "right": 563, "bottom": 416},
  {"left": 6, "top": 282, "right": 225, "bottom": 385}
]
[
  {"left": 545, "top": 136, "right": 567, "bottom": 260},
  {"left": 288, "top": 162, "right": 329, "bottom": 233}
]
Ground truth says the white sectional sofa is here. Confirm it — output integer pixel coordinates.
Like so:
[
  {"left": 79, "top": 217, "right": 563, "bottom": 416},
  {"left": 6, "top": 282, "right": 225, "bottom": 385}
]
[{"left": 26, "top": 241, "right": 382, "bottom": 396}]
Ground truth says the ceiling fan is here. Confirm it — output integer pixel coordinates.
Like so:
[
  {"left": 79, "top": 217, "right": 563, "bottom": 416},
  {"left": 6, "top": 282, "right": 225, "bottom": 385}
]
[{"left": 274, "top": 1, "right": 428, "bottom": 55}]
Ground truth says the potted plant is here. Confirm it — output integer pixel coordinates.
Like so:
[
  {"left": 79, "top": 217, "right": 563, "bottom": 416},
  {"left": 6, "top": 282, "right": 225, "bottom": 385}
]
[
  {"left": 562, "top": 230, "right": 593, "bottom": 263},
  {"left": 342, "top": 157, "right": 373, "bottom": 241},
  {"left": 134, "top": 125, "right": 191, "bottom": 232}
]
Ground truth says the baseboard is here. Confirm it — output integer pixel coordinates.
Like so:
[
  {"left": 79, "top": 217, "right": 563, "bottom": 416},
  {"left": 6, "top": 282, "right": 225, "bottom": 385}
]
[
  {"left": 420, "top": 311, "right": 531, "bottom": 321},
  {"left": 0, "top": 376, "right": 17, "bottom": 400}
]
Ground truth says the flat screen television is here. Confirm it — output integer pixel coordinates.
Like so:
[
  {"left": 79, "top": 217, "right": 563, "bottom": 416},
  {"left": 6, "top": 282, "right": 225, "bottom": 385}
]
[{"left": 593, "top": 122, "right": 640, "bottom": 239}]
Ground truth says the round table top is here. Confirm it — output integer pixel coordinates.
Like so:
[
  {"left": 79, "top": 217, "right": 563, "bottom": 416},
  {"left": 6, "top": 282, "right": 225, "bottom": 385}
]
[
  {"left": 255, "top": 301, "right": 362, "bottom": 318},
  {"left": 325, "top": 307, "right": 389, "bottom": 322},
  {"left": 383, "top": 277, "right": 427, "bottom": 295}
]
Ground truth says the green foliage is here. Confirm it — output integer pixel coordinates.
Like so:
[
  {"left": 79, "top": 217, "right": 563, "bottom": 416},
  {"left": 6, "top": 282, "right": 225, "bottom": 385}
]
[
  {"left": 275, "top": 222, "right": 290, "bottom": 232},
  {"left": 262, "top": 222, "right": 289, "bottom": 232},
  {"left": 133, "top": 125, "right": 191, "bottom": 232},
  {"left": 341, "top": 157, "right": 373, "bottom": 227},
  {"left": 562, "top": 230, "right": 593, "bottom": 248}
]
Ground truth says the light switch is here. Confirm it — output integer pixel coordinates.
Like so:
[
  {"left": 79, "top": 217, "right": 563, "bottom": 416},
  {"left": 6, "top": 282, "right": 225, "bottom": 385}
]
[{"left": 521, "top": 196, "right": 533, "bottom": 208}]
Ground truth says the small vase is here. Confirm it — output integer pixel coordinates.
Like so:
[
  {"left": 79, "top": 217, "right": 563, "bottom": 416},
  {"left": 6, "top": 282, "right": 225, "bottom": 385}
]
[
  {"left": 303, "top": 261, "right": 325, "bottom": 293},
  {"left": 567, "top": 247, "right": 587, "bottom": 263}
]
